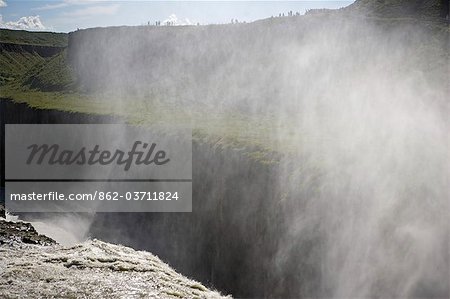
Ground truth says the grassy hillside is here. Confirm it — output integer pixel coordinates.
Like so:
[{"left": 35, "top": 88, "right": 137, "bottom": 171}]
[
  {"left": 0, "top": 47, "right": 46, "bottom": 85},
  {"left": 22, "top": 49, "right": 75, "bottom": 91},
  {"left": 0, "top": 29, "right": 70, "bottom": 87},
  {"left": 0, "top": 29, "right": 67, "bottom": 47}
]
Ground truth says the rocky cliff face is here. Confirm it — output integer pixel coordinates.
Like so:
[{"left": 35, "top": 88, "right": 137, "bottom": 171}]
[
  {"left": 0, "top": 216, "right": 55, "bottom": 246},
  {"left": 0, "top": 99, "right": 120, "bottom": 215},
  {"left": 88, "top": 141, "right": 319, "bottom": 298}
]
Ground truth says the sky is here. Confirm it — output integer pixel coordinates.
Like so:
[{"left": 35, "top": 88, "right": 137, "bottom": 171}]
[{"left": 0, "top": 1, "right": 352, "bottom": 32}]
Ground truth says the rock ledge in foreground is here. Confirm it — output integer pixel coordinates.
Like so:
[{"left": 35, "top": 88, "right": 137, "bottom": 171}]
[{"left": 0, "top": 219, "right": 230, "bottom": 298}]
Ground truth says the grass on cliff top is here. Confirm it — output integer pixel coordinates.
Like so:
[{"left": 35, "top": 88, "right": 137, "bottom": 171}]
[
  {"left": 0, "top": 29, "right": 67, "bottom": 47},
  {"left": 0, "top": 31, "right": 70, "bottom": 86},
  {"left": 0, "top": 85, "right": 288, "bottom": 164}
]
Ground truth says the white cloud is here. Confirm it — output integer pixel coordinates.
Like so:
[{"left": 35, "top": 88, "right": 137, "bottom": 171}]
[
  {"left": 0, "top": 0, "right": 7, "bottom": 8},
  {"left": 163, "top": 14, "right": 193, "bottom": 26},
  {"left": 0, "top": 15, "right": 46, "bottom": 30},
  {"left": 64, "top": 4, "right": 120, "bottom": 17}
]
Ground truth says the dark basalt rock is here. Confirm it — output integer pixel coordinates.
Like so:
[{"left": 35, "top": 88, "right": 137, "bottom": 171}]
[{"left": 0, "top": 218, "right": 56, "bottom": 246}]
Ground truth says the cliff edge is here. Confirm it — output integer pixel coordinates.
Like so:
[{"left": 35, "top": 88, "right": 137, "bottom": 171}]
[{"left": 0, "top": 216, "right": 229, "bottom": 298}]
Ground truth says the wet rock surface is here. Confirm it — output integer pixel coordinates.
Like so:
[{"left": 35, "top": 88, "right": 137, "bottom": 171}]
[
  {"left": 0, "top": 218, "right": 229, "bottom": 298},
  {"left": 0, "top": 218, "right": 56, "bottom": 246}
]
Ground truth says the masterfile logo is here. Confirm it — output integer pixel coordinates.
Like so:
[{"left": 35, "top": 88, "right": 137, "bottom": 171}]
[
  {"left": 26, "top": 141, "right": 171, "bottom": 171},
  {"left": 5, "top": 124, "right": 192, "bottom": 212}
]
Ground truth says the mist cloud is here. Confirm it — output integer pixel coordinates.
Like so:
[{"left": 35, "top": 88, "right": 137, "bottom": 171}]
[{"left": 68, "top": 11, "right": 449, "bottom": 297}]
